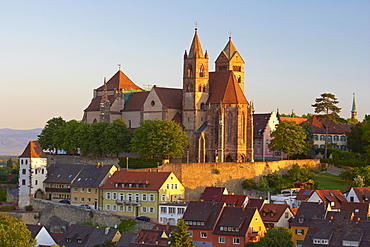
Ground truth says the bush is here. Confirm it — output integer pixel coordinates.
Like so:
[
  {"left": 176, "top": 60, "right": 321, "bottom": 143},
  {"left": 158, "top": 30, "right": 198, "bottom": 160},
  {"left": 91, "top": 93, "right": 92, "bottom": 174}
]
[
  {"left": 24, "top": 205, "right": 33, "bottom": 211},
  {"left": 242, "top": 179, "right": 258, "bottom": 190},
  {"left": 0, "top": 205, "right": 16, "bottom": 211}
]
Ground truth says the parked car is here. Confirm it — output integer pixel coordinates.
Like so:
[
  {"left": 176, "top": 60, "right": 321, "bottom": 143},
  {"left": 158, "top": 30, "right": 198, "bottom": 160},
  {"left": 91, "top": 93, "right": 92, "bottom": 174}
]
[
  {"left": 135, "top": 216, "right": 150, "bottom": 222},
  {"left": 59, "top": 200, "right": 70, "bottom": 204},
  {"left": 79, "top": 204, "right": 91, "bottom": 209}
]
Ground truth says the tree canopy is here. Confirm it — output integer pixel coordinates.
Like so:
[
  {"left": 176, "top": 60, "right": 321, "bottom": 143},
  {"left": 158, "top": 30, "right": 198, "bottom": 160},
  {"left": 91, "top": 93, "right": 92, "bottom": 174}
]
[
  {"left": 130, "top": 119, "right": 189, "bottom": 159},
  {"left": 0, "top": 213, "right": 36, "bottom": 247},
  {"left": 38, "top": 116, "right": 66, "bottom": 152},
  {"left": 268, "top": 121, "right": 307, "bottom": 158},
  {"left": 169, "top": 218, "right": 194, "bottom": 247},
  {"left": 246, "top": 227, "right": 293, "bottom": 247}
]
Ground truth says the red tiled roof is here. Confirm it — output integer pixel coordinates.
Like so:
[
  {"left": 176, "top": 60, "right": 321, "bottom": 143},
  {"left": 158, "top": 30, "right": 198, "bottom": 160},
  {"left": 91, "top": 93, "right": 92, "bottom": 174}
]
[
  {"left": 296, "top": 189, "right": 315, "bottom": 201},
  {"left": 221, "top": 195, "right": 248, "bottom": 207},
  {"left": 307, "top": 115, "right": 355, "bottom": 134},
  {"left": 84, "top": 95, "right": 116, "bottom": 111},
  {"left": 247, "top": 198, "right": 264, "bottom": 210},
  {"left": 208, "top": 70, "right": 248, "bottom": 104},
  {"left": 260, "top": 204, "right": 290, "bottom": 222},
  {"left": 96, "top": 70, "right": 143, "bottom": 91},
  {"left": 312, "top": 190, "right": 347, "bottom": 210},
  {"left": 280, "top": 117, "right": 307, "bottom": 125},
  {"left": 200, "top": 187, "right": 227, "bottom": 202},
  {"left": 122, "top": 91, "right": 149, "bottom": 111},
  {"left": 101, "top": 171, "right": 172, "bottom": 191},
  {"left": 131, "top": 229, "right": 169, "bottom": 246},
  {"left": 153, "top": 86, "right": 182, "bottom": 109},
  {"left": 19, "top": 141, "right": 47, "bottom": 158},
  {"left": 352, "top": 187, "right": 370, "bottom": 202},
  {"left": 183, "top": 201, "right": 225, "bottom": 230}
]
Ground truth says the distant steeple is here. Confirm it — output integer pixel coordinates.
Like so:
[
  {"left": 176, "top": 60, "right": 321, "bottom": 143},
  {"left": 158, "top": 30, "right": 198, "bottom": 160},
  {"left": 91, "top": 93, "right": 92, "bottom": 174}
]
[{"left": 351, "top": 93, "right": 357, "bottom": 120}]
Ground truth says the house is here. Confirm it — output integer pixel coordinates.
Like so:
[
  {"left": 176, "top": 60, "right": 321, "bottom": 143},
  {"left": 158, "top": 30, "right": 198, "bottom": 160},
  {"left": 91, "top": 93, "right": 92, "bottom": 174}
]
[
  {"left": 303, "top": 218, "right": 370, "bottom": 246},
  {"left": 260, "top": 204, "right": 294, "bottom": 228},
  {"left": 254, "top": 112, "right": 279, "bottom": 161},
  {"left": 307, "top": 189, "right": 347, "bottom": 211},
  {"left": 346, "top": 187, "right": 370, "bottom": 202},
  {"left": 27, "top": 224, "right": 57, "bottom": 247},
  {"left": 101, "top": 171, "right": 184, "bottom": 221},
  {"left": 83, "top": 29, "right": 255, "bottom": 163},
  {"left": 70, "top": 163, "right": 118, "bottom": 209},
  {"left": 129, "top": 229, "right": 169, "bottom": 247},
  {"left": 56, "top": 224, "right": 121, "bottom": 247},
  {"left": 183, "top": 201, "right": 266, "bottom": 246},
  {"left": 200, "top": 187, "right": 228, "bottom": 202},
  {"left": 159, "top": 201, "right": 188, "bottom": 225},
  {"left": 18, "top": 141, "right": 48, "bottom": 208},
  {"left": 294, "top": 189, "right": 315, "bottom": 208},
  {"left": 290, "top": 202, "right": 331, "bottom": 247},
  {"left": 341, "top": 202, "right": 370, "bottom": 220}
]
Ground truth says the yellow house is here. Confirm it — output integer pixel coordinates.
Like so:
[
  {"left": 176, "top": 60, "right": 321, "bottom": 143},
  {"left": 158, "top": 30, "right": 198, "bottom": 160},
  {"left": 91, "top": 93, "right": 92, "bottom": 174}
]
[{"left": 101, "top": 171, "right": 184, "bottom": 221}]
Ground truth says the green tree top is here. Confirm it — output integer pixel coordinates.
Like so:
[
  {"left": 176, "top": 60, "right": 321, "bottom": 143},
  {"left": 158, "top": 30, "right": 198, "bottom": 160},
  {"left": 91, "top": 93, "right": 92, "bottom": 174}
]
[
  {"left": 268, "top": 121, "right": 307, "bottom": 158},
  {"left": 311, "top": 93, "right": 341, "bottom": 120},
  {"left": 169, "top": 218, "right": 194, "bottom": 247},
  {"left": 38, "top": 116, "right": 66, "bottom": 151},
  {"left": 130, "top": 119, "right": 190, "bottom": 159},
  {"left": 0, "top": 213, "right": 37, "bottom": 247},
  {"left": 246, "top": 227, "right": 293, "bottom": 247}
]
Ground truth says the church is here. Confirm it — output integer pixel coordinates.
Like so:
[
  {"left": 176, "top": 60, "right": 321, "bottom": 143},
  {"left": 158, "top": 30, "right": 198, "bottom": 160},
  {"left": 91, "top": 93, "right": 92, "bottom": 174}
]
[{"left": 83, "top": 29, "right": 254, "bottom": 163}]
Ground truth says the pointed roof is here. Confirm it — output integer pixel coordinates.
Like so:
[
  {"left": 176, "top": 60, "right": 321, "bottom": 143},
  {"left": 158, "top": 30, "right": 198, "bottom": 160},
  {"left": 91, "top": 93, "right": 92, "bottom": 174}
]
[
  {"left": 96, "top": 70, "right": 143, "bottom": 91},
  {"left": 188, "top": 29, "right": 204, "bottom": 58},
  {"left": 19, "top": 141, "right": 47, "bottom": 158},
  {"left": 222, "top": 37, "right": 238, "bottom": 60},
  {"left": 208, "top": 70, "right": 248, "bottom": 104},
  {"left": 352, "top": 93, "right": 357, "bottom": 113}
]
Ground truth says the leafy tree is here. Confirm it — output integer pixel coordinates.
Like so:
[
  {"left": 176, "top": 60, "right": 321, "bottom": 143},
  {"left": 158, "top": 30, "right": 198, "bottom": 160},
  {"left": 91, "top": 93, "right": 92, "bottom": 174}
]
[
  {"left": 84, "top": 121, "right": 109, "bottom": 158},
  {"left": 311, "top": 93, "right": 341, "bottom": 158},
  {"left": 169, "top": 218, "right": 194, "bottom": 247},
  {"left": 101, "top": 119, "right": 132, "bottom": 157},
  {"left": 286, "top": 164, "right": 313, "bottom": 183},
  {"left": 268, "top": 121, "right": 307, "bottom": 159},
  {"left": 246, "top": 227, "right": 293, "bottom": 247},
  {"left": 117, "top": 219, "right": 136, "bottom": 233},
  {"left": 130, "top": 119, "right": 190, "bottom": 159},
  {"left": 242, "top": 179, "right": 258, "bottom": 190},
  {"left": 52, "top": 120, "right": 81, "bottom": 154},
  {"left": 300, "top": 121, "right": 315, "bottom": 157},
  {"left": 38, "top": 116, "right": 66, "bottom": 151},
  {"left": 347, "top": 122, "right": 366, "bottom": 153},
  {"left": 0, "top": 212, "right": 36, "bottom": 246},
  {"left": 6, "top": 158, "right": 18, "bottom": 170}
]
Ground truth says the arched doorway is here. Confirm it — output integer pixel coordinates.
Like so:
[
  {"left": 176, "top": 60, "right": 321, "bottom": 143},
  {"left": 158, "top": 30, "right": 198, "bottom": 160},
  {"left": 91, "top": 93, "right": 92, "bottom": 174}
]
[
  {"left": 226, "top": 155, "right": 233, "bottom": 162},
  {"left": 34, "top": 189, "right": 45, "bottom": 199}
]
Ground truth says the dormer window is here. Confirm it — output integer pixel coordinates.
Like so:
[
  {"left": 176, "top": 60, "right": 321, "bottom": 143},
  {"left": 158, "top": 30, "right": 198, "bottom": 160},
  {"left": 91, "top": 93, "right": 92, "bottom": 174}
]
[
  {"left": 122, "top": 183, "right": 125, "bottom": 187},
  {"left": 299, "top": 217, "right": 304, "bottom": 223},
  {"left": 135, "top": 184, "right": 140, "bottom": 188},
  {"left": 77, "top": 239, "right": 83, "bottom": 244},
  {"left": 66, "top": 238, "right": 71, "bottom": 243},
  {"left": 129, "top": 184, "right": 133, "bottom": 188}
]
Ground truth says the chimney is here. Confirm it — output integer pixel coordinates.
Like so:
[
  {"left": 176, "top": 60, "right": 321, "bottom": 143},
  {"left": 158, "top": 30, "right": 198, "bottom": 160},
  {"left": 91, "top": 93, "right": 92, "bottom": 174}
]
[{"left": 105, "top": 227, "right": 110, "bottom": 234}]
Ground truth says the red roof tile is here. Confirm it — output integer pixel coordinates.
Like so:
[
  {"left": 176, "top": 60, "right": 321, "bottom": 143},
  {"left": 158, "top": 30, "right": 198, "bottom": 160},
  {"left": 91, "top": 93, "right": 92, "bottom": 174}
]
[
  {"left": 260, "top": 204, "right": 290, "bottom": 222},
  {"left": 96, "top": 70, "right": 143, "bottom": 91},
  {"left": 122, "top": 91, "right": 149, "bottom": 111},
  {"left": 200, "top": 187, "right": 227, "bottom": 202},
  {"left": 280, "top": 117, "right": 307, "bottom": 125},
  {"left": 153, "top": 86, "right": 182, "bottom": 109},
  {"left": 19, "top": 141, "right": 46, "bottom": 158}
]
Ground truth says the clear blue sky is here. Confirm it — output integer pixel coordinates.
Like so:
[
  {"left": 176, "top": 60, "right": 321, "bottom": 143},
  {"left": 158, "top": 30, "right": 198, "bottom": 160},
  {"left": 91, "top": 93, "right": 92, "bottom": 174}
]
[{"left": 1, "top": 0, "right": 369, "bottom": 129}]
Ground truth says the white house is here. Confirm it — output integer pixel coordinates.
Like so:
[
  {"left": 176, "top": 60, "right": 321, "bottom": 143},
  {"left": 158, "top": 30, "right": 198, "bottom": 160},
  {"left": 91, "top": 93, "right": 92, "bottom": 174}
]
[
  {"left": 159, "top": 201, "right": 188, "bottom": 225},
  {"left": 27, "top": 224, "right": 57, "bottom": 247},
  {"left": 345, "top": 187, "right": 370, "bottom": 203},
  {"left": 18, "top": 141, "right": 48, "bottom": 208}
]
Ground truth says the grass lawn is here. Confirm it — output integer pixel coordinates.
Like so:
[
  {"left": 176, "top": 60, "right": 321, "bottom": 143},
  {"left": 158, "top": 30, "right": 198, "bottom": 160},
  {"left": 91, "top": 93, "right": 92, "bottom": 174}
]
[{"left": 312, "top": 173, "right": 349, "bottom": 192}]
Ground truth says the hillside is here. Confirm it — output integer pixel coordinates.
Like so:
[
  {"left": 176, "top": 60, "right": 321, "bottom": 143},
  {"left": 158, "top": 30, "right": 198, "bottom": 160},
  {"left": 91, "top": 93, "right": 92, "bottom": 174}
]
[{"left": 0, "top": 128, "right": 42, "bottom": 156}]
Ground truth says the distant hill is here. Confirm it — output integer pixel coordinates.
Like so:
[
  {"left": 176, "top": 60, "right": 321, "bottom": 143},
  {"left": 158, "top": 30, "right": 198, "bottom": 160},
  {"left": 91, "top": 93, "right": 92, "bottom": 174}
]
[{"left": 0, "top": 128, "right": 42, "bottom": 156}]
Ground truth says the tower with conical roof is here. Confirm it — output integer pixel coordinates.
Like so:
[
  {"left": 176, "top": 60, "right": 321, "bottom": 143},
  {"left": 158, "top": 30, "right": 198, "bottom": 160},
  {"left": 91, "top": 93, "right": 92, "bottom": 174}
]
[
  {"left": 215, "top": 36, "right": 245, "bottom": 92},
  {"left": 351, "top": 93, "right": 357, "bottom": 120},
  {"left": 18, "top": 141, "right": 48, "bottom": 208}
]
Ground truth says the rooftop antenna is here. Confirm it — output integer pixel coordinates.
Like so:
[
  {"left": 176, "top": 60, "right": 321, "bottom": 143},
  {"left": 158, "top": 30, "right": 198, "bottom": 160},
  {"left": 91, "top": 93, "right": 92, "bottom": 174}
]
[{"left": 118, "top": 64, "right": 121, "bottom": 71}]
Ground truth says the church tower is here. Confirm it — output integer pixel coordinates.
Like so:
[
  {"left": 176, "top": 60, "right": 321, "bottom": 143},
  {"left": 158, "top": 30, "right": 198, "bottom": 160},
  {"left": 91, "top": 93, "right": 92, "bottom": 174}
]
[
  {"left": 100, "top": 77, "right": 111, "bottom": 123},
  {"left": 351, "top": 93, "right": 357, "bottom": 120},
  {"left": 215, "top": 36, "right": 245, "bottom": 92}
]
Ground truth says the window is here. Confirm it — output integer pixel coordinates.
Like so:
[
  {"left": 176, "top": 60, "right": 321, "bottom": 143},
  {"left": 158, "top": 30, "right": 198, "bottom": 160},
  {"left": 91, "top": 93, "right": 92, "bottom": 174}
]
[
  {"left": 126, "top": 206, "right": 132, "bottom": 212},
  {"left": 200, "top": 232, "right": 207, "bottom": 238},
  {"left": 177, "top": 208, "right": 185, "bottom": 214},
  {"left": 22, "top": 169, "right": 26, "bottom": 174},
  {"left": 296, "top": 229, "right": 304, "bottom": 235},
  {"left": 233, "top": 238, "right": 240, "bottom": 244},
  {"left": 142, "top": 194, "right": 147, "bottom": 201},
  {"left": 22, "top": 179, "right": 26, "bottom": 185},
  {"left": 106, "top": 204, "right": 111, "bottom": 211},
  {"left": 113, "top": 193, "right": 117, "bottom": 200},
  {"left": 87, "top": 188, "right": 91, "bottom": 193},
  {"left": 35, "top": 180, "right": 38, "bottom": 185},
  {"left": 74, "top": 188, "right": 78, "bottom": 192},
  {"left": 112, "top": 205, "right": 117, "bottom": 211},
  {"left": 77, "top": 239, "right": 83, "bottom": 244},
  {"left": 161, "top": 207, "right": 167, "bottom": 214},
  {"left": 73, "top": 197, "right": 78, "bottom": 202},
  {"left": 285, "top": 212, "right": 289, "bottom": 218},
  {"left": 106, "top": 192, "right": 111, "bottom": 200},
  {"left": 161, "top": 194, "right": 166, "bottom": 202},
  {"left": 149, "top": 207, "right": 155, "bottom": 213},
  {"left": 169, "top": 207, "right": 176, "bottom": 214},
  {"left": 331, "top": 201, "right": 335, "bottom": 207},
  {"left": 219, "top": 237, "right": 226, "bottom": 243},
  {"left": 80, "top": 197, "right": 84, "bottom": 202},
  {"left": 87, "top": 198, "right": 91, "bottom": 203},
  {"left": 94, "top": 189, "right": 98, "bottom": 193},
  {"left": 149, "top": 194, "right": 155, "bottom": 202},
  {"left": 119, "top": 193, "right": 124, "bottom": 201},
  {"left": 141, "top": 207, "right": 147, "bottom": 213},
  {"left": 35, "top": 169, "right": 37, "bottom": 174},
  {"left": 119, "top": 206, "right": 125, "bottom": 211},
  {"left": 81, "top": 188, "right": 84, "bottom": 193}
]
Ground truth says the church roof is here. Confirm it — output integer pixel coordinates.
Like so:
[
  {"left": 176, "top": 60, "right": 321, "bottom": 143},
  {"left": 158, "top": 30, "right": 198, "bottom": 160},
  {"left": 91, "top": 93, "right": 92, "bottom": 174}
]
[
  {"left": 84, "top": 95, "right": 115, "bottom": 112},
  {"left": 96, "top": 70, "right": 143, "bottom": 91},
  {"left": 188, "top": 29, "right": 204, "bottom": 58},
  {"left": 222, "top": 37, "right": 238, "bottom": 60},
  {"left": 208, "top": 70, "right": 248, "bottom": 104},
  {"left": 19, "top": 141, "right": 47, "bottom": 158},
  {"left": 122, "top": 91, "right": 149, "bottom": 111},
  {"left": 153, "top": 86, "right": 182, "bottom": 109}
]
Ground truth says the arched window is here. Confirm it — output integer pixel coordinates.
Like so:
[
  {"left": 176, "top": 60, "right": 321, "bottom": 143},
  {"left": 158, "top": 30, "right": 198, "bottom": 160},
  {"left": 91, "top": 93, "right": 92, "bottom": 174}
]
[
  {"left": 128, "top": 120, "right": 132, "bottom": 128},
  {"left": 237, "top": 76, "right": 241, "bottom": 83},
  {"left": 187, "top": 65, "right": 193, "bottom": 78},
  {"left": 242, "top": 113, "right": 246, "bottom": 143},
  {"left": 227, "top": 115, "right": 233, "bottom": 143},
  {"left": 199, "top": 65, "right": 204, "bottom": 77}
]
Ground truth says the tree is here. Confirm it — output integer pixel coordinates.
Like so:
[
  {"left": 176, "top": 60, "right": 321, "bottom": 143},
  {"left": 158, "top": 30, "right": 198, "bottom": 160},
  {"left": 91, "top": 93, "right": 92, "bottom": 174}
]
[
  {"left": 311, "top": 93, "right": 341, "bottom": 158},
  {"left": 169, "top": 218, "right": 194, "bottom": 247},
  {"left": 117, "top": 219, "right": 136, "bottom": 233},
  {"left": 130, "top": 119, "right": 190, "bottom": 159},
  {"left": 101, "top": 119, "right": 132, "bottom": 157},
  {"left": 0, "top": 212, "right": 36, "bottom": 246},
  {"left": 347, "top": 122, "right": 366, "bottom": 153},
  {"left": 6, "top": 158, "right": 18, "bottom": 170},
  {"left": 38, "top": 116, "right": 66, "bottom": 151},
  {"left": 246, "top": 227, "right": 293, "bottom": 247},
  {"left": 52, "top": 120, "right": 81, "bottom": 154},
  {"left": 268, "top": 121, "right": 307, "bottom": 159},
  {"left": 300, "top": 121, "right": 314, "bottom": 157},
  {"left": 242, "top": 179, "right": 258, "bottom": 190}
]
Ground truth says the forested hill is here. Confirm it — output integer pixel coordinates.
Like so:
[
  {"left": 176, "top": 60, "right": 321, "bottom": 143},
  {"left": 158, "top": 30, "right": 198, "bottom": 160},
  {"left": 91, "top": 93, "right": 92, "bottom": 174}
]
[{"left": 0, "top": 128, "right": 42, "bottom": 156}]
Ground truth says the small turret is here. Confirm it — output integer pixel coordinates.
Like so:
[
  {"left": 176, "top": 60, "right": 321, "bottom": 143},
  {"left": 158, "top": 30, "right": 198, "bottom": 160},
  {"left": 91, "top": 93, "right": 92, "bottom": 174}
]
[{"left": 351, "top": 93, "right": 357, "bottom": 120}]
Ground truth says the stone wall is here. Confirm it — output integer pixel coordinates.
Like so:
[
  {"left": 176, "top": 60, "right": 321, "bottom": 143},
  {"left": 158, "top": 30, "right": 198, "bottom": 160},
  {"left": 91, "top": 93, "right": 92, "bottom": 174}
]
[
  {"left": 30, "top": 198, "right": 154, "bottom": 233},
  {"left": 47, "top": 155, "right": 119, "bottom": 167},
  {"left": 137, "top": 159, "right": 320, "bottom": 199}
]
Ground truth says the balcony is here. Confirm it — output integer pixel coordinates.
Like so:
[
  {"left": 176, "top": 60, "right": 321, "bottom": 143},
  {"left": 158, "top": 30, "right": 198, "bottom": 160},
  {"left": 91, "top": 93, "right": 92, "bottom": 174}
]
[
  {"left": 116, "top": 200, "right": 141, "bottom": 205},
  {"left": 45, "top": 188, "right": 70, "bottom": 193}
]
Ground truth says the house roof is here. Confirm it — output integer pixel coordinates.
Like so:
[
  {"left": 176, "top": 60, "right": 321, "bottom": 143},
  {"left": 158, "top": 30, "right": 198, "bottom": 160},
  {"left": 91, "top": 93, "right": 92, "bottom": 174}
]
[
  {"left": 341, "top": 202, "right": 370, "bottom": 219},
  {"left": 84, "top": 95, "right": 116, "bottom": 111},
  {"left": 253, "top": 113, "right": 271, "bottom": 137},
  {"left": 26, "top": 224, "right": 43, "bottom": 238},
  {"left": 101, "top": 171, "right": 173, "bottom": 191},
  {"left": 291, "top": 202, "right": 329, "bottom": 227},
  {"left": 70, "top": 164, "right": 117, "bottom": 188},
  {"left": 96, "top": 70, "right": 143, "bottom": 91},
  {"left": 152, "top": 86, "right": 182, "bottom": 110},
  {"left": 130, "top": 229, "right": 169, "bottom": 247},
  {"left": 296, "top": 189, "right": 315, "bottom": 201},
  {"left": 122, "top": 91, "right": 149, "bottom": 112},
  {"left": 213, "top": 207, "right": 258, "bottom": 236},
  {"left": 200, "top": 187, "right": 228, "bottom": 202},
  {"left": 44, "top": 164, "right": 85, "bottom": 184},
  {"left": 352, "top": 187, "right": 370, "bottom": 202},
  {"left": 221, "top": 195, "right": 248, "bottom": 207},
  {"left": 19, "top": 141, "right": 47, "bottom": 158},
  {"left": 311, "top": 190, "right": 346, "bottom": 210},
  {"left": 208, "top": 70, "right": 248, "bottom": 105},
  {"left": 183, "top": 201, "right": 225, "bottom": 230},
  {"left": 187, "top": 28, "right": 204, "bottom": 59},
  {"left": 260, "top": 204, "right": 290, "bottom": 223},
  {"left": 247, "top": 198, "right": 265, "bottom": 210},
  {"left": 57, "top": 224, "right": 121, "bottom": 247},
  {"left": 280, "top": 117, "right": 307, "bottom": 125},
  {"left": 307, "top": 115, "right": 355, "bottom": 134}
]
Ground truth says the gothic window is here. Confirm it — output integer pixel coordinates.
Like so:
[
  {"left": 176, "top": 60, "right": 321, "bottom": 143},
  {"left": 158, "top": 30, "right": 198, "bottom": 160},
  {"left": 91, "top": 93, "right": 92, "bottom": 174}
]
[
  {"left": 242, "top": 112, "right": 246, "bottom": 143},
  {"left": 187, "top": 65, "right": 193, "bottom": 78},
  {"left": 227, "top": 115, "right": 233, "bottom": 143},
  {"left": 199, "top": 65, "right": 204, "bottom": 77},
  {"left": 198, "top": 85, "right": 202, "bottom": 92}
]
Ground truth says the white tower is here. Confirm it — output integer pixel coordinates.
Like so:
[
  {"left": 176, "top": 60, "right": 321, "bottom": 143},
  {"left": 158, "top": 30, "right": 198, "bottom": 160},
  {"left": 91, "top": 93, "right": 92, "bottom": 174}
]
[{"left": 18, "top": 141, "right": 48, "bottom": 208}]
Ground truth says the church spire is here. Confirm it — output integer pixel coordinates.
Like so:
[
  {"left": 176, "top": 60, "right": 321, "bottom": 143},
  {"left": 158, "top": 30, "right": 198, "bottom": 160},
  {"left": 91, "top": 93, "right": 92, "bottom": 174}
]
[
  {"left": 222, "top": 36, "right": 238, "bottom": 59},
  {"left": 188, "top": 28, "right": 204, "bottom": 58},
  {"left": 351, "top": 93, "right": 357, "bottom": 120}
]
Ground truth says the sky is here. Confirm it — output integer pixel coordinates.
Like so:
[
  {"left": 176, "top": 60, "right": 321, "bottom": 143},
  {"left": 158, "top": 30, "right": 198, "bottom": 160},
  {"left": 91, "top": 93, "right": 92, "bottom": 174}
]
[{"left": 1, "top": 1, "right": 369, "bottom": 130}]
